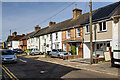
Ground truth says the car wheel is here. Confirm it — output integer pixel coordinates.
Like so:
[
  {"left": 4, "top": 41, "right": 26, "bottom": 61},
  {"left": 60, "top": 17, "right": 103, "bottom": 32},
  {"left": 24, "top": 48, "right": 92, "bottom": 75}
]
[{"left": 58, "top": 55, "right": 60, "bottom": 58}]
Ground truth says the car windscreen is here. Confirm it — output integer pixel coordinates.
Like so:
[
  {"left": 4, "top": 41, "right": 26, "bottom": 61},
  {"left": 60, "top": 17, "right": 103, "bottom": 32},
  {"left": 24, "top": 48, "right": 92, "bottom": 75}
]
[
  {"left": 2, "top": 50, "right": 14, "bottom": 55},
  {"left": 58, "top": 49, "right": 65, "bottom": 52},
  {"left": 52, "top": 49, "right": 57, "bottom": 52},
  {"left": 17, "top": 49, "right": 22, "bottom": 51}
]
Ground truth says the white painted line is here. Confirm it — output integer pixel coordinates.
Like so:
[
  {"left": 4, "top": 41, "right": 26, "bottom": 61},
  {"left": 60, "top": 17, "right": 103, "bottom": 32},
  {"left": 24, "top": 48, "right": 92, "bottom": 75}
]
[{"left": 19, "top": 59, "right": 27, "bottom": 63}]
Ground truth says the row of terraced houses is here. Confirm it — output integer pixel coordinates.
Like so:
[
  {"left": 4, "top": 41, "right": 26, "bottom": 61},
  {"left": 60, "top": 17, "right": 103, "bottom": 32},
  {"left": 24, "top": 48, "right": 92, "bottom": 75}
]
[{"left": 5, "top": 2, "right": 120, "bottom": 59}]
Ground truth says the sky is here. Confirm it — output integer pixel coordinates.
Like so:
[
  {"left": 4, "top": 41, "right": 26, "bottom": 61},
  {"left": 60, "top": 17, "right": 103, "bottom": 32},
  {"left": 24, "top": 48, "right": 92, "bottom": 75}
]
[{"left": 1, "top": 1, "right": 118, "bottom": 42}]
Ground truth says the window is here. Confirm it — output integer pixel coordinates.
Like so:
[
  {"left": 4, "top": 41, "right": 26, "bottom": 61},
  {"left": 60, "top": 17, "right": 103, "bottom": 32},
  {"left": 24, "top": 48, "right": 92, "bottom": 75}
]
[
  {"left": 69, "top": 44, "right": 71, "bottom": 51},
  {"left": 63, "top": 44, "right": 67, "bottom": 51},
  {"left": 42, "top": 36, "right": 44, "bottom": 40},
  {"left": 77, "top": 28, "right": 80, "bottom": 37},
  {"left": 67, "top": 30, "right": 70, "bottom": 39},
  {"left": 56, "top": 32, "right": 58, "bottom": 40},
  {"left": 99, "top": 21, "right": 107, "bottom": 32},
  {"left": 36, "top": 38, "right": 38, "bottom": 42},
  {"left": 86, "top": 25, "right": 90, "bottom": 33},
  {"left": 50, "top": 34, "right": 52, "bottom": 40}
]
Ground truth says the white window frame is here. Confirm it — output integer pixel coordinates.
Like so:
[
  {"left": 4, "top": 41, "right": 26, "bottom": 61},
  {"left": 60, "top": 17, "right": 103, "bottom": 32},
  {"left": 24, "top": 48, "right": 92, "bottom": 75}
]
[
  {"left": 63, "top": 44, "right": 67, "bottom": 51},
  {"left": 67, "top": 30, "right": 70, "bottom": 39},
  {"left": 56, "top": 32, "right": 58, "bottom": 40},
  {"left": 86, "top": 25, "right": 90, "bottom": 34},
  {"left": 76, "top": 28, "right": 80, "bottom": 37},
  {"left": 98, "top": 21, "right": 107, "bottom": 32}
]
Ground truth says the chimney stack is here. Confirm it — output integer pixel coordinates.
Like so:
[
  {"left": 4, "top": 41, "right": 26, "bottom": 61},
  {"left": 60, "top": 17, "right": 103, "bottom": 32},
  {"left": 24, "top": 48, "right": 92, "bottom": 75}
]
[
  {"left": 49, "top": 21, "right": 56, "bottom": 27},
  {"left": 35, "top": 25, "right": 41, "bottom": 31},
  {"left": 73, "top": 8, "right": 82, "bottom": 19},
  {"left": 12, "top": 32, "right": 17, "bottom": 37}
]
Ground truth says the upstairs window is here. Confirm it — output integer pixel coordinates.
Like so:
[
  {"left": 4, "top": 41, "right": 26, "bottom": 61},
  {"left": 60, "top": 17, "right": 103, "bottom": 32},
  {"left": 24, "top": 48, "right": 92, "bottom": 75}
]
[
  {"left": 50, "top": 34, "right": 52, "bottom": 40},
  {"left": 86, "top": 25, "right": 90, "bottom": 33},
  {"left": 99, "top": 21, "right": 107, "bottom": 32},
  {"left": 77, "top": 28, "right": 80, "bottom": 37},
  {"left": 56, "top": 32, "right": 58, "bottom": 40},
  {"left": 67, "top": 30, "right": 70, "bottom": 39},
  {"left": 42, "top": 36, "right": 44, "bottom": 40}
]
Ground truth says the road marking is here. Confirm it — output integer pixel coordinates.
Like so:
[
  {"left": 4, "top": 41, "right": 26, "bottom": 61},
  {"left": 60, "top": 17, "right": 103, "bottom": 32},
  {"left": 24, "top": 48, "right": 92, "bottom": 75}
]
[
  {"left": 0, "top": 65, "right": 15, "bottom": 80},
  {"left": 3, "top": 65, "right": 19, "bottom": 80},
  {"left": 19, "top": 59, "right": 27, "bottom": 63},
  {"left": 38, "top": 58, "right": 120, "bottom": 77}
]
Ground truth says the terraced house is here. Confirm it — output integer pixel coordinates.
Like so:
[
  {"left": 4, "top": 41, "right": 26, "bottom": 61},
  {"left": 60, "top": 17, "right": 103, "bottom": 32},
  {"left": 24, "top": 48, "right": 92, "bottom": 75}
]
[
  {"left": 83, "top": 2, "right": 120, "bottom": 59},
  {"left": 27, "top": 25, "right": 40, "bottom": 50}
]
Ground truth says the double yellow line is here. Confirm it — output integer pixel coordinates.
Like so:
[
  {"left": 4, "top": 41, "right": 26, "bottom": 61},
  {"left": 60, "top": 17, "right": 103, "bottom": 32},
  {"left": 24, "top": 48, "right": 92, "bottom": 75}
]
[{"left": 0, "top": 65, "right": 18, "bottom": 80}]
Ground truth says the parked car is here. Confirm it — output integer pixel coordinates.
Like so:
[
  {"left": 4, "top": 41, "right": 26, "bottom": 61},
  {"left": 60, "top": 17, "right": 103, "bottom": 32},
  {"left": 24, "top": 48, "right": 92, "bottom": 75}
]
[
  {"left": 111, "top": 51, "right": 120, "bottom": 67},
  {"left": 13, "top": 49, "right": 23, "bottom": 54},
  {"left": 1, "top": 49, "right": 17, "bottom": 63},
  {"left": 29, "top": 48, "right": 41, "bottom": 56},
  {"left": 49, "top": 49, "right": 70, "bottom": 58}
]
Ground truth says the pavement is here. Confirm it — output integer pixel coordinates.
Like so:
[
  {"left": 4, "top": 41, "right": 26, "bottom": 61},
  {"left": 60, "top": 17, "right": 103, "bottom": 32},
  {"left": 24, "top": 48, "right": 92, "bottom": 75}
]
[{"left": 1, "top": 54, "right": 120, "bottom": 80}]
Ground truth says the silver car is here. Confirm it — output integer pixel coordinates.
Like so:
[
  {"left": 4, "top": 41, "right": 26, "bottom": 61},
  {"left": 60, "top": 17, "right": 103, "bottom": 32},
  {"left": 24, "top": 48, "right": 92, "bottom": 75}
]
[
  {"left": 1, "top": 49, "right": 17, "bottom": 63},
  {"left": 49, "top": 49, "right": 70, "bottom": 58}
]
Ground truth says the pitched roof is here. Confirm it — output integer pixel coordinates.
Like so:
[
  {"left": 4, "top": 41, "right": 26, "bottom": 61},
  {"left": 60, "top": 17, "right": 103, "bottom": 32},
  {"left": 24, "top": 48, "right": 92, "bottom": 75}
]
[
  {"left": 34, "top": 27, "right": 49, "bottom": 37},
  {"left": 7, "top": 36, "right": 14, "bottom": 42},
  {"left": 7, "top": 35, "right": 25, "bottom": 41},
  {"left": 34, "top": 11, "right": 94, "bottom": 36},
  {"left": 113, "top": 6, "right": 120, "bottom": 16},
  {"left": 19, "top": 32, "right": 34, "bottom": 40},
  {"left": 83, "top": 1, "right": 120, "bottom": 24}
]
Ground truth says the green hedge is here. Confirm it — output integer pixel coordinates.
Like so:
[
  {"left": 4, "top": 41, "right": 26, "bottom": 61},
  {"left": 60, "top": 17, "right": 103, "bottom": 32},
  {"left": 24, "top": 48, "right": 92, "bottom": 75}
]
[{"left": 71, "top": 45, "right": 76, "bottom": 55}]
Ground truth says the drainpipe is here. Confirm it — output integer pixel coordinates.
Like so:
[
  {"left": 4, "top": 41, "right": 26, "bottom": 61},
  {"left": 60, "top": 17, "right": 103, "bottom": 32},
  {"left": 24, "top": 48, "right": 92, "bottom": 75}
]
[
  {"left": 82, "top": 26, "right": 84, "bottom": 58},
  {"left": 39, "top": 36, "right": 40, "bottom": 51}
]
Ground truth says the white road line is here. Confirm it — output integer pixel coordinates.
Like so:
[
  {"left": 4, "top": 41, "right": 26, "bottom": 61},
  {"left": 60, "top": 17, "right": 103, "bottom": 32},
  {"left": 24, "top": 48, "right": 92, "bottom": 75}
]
[{"left": 19, "top": 59, "right": 27, "bottom": 63}]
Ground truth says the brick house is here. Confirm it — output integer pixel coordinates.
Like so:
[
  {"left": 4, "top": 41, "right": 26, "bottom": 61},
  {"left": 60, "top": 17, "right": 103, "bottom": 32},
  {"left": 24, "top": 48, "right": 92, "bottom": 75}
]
[{"left": 61, "top": 8, "right": 93, "bottom": 58}]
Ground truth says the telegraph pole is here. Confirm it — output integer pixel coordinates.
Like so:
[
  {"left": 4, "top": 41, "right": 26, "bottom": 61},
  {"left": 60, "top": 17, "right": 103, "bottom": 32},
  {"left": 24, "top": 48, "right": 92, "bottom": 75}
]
[{"left": 89, "top": 0, "right": 93, "bottom": 64}]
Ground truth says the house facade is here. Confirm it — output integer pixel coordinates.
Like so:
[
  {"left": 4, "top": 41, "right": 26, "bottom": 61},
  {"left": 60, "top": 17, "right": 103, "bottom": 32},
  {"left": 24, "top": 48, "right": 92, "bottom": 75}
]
[
  {"left": 83, "top": 2, "right": 120, "bottom": 58},
  {"left": 6, "top": 32, "right": 25, "bottom": 50},
  {"left": 27, "top": 25, "right": 40, "bottom": 50},
  {"left": 62, "top": 27, "right": 83, "bottom": 57}
]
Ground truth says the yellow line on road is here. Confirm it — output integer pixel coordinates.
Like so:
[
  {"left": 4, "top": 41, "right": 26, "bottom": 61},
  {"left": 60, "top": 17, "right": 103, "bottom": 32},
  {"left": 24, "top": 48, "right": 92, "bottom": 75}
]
[
  {"left": 3, "top": 65, "right": 19, "bottom": 80},
  {"left": 38, "top": 59, "right": 120, "bottom": 77},
  {"left": 0, "top": 65, "right": 14, "bottom": 80}
]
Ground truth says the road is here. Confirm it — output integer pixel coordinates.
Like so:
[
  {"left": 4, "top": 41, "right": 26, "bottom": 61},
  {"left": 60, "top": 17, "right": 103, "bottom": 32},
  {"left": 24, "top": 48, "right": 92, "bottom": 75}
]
[{"left": 2, "top": 56, "right": 119, "bottom": 80}]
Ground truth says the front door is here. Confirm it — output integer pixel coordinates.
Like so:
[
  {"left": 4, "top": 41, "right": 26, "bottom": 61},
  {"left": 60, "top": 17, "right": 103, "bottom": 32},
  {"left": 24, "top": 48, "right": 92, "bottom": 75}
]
[{"left": 77, "top": 43, "right": 83, "bottom": 58}]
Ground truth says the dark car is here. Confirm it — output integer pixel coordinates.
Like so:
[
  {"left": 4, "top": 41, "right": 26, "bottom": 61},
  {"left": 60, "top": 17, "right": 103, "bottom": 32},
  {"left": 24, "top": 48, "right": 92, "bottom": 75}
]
[{"left": 13, "top": 49, "right": 23, "bottom": 54}]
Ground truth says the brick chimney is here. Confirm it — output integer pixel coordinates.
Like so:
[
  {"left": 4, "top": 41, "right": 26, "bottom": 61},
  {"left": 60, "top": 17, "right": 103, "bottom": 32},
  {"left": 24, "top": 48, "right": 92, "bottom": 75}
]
[
  {"left": 73, "top": 8, "right": 82, "bottom": 19},
  {"left": 12, "top": 32, "right": 17, "bottom": 37},
  {"left": 49, "top": 21, "right": 56, "bottom": 27},
  {"left": 35, "top": 25, "right": 41, "bottom": 31}
]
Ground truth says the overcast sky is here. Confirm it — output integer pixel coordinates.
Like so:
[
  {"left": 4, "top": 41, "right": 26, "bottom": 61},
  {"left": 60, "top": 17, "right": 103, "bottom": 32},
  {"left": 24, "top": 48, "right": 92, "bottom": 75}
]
[{"left": 1, "top": 1, "right": 117, "bottom": 42}]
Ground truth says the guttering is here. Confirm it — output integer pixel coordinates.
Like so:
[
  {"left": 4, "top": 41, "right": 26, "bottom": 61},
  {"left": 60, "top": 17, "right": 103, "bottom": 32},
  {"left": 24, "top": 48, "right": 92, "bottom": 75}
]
[
  {"left": 82, "top": 17, "right": 112, "bottom": 26},
  {"left": 112, "top": 15, "right": 120, "bottom": 18}
]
